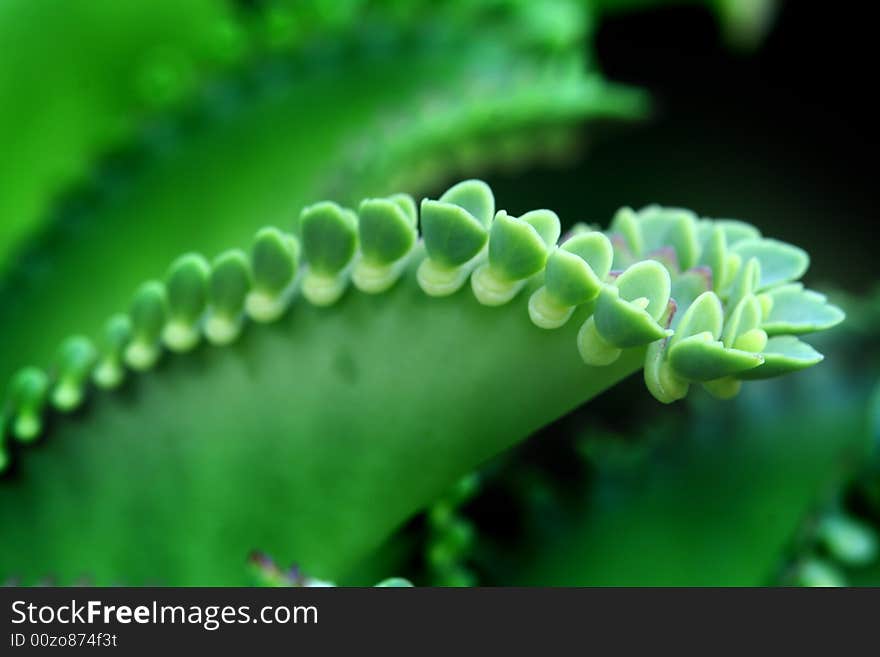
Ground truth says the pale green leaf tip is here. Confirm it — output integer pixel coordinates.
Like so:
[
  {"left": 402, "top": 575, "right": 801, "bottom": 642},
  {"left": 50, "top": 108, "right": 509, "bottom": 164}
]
[{"left": 438, "top": 178, "right": 495, "bottom": 226}]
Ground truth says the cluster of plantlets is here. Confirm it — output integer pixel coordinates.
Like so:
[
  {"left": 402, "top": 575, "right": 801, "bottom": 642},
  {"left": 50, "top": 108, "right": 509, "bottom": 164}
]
[{"left": 0, "top": 179, "right": 843, "bottom": 465}]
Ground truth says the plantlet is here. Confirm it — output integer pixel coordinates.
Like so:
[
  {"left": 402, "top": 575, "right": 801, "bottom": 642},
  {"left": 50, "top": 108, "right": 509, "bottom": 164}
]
[{"left": 0, "top": 179, "right": 842, "bottom": 585}]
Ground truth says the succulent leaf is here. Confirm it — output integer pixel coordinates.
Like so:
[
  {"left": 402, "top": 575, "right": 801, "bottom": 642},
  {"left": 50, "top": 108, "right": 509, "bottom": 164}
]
[
  {"left": 593, "top": 285, "right": 671, "bottom": 348},
  {"left": 528, "top": 231, "right": 613, "bottom": 329},
  {"left": 472, "top": 209, "right": 560, "bottom": 306},
  {"left": 92, "top": 314, "right": 133, "bottom": 390},
  {"left": 669, "top": 291, "right": 724, "bottom": 347},
  {"left": 246, "top": 227, "right": 299, "bottom": 321},
  {"left": 353, "top": 197, "right": 418, "bottom": 294},
  {"left": 762, "top": 283, "right": 845, "bottom": 335},
  {"left": 668, "top": 333, "right": 764, "bottom": 382},
  {"left": 438, "top": 179, "right": 495, "bottom": 226},
  {"left": 731, "top": 238, "right": 809, "bottom": 289},
  {"left": 6, "top": 367, "right": 50, "bottom": 443},
  {"left": 696, "top": 225, "right": 727, "bottom": 291},
  {"left": 715, "top": 219, "right": 761, "bottom": 245},
  {"left": 725, "top": 256, "right": 762, "bottom": 310},
  {"left": 591, "top": 260, "right": 672, "bottom": 351},
  {"left": 52, "top": 336, "right": 98, "bottom": 412},
  {"left": 357, "top": 198, "right": 417, "bottom": 265},
  {"left": 610, "top": 207, "right": 643, "bottom": 257},
  {"left": 669, "top": 269, "right": 712, "bottom": 321},
  {"left": 736, "top": 335, "right": 824, "bottom": 380},
  {"left": 637, "top": 206, "right": 700, "bottom": 270},
  {"left": 124, "top": 281, "right": 168, "bottom": 371},
  {"left": 723, "top": 294, "right": 764, "bottom": 347},
  {"left": 206, "top": 250, "right": 251, "bottom": 345},
  {"left": 299, "top": 202, "right": 358, "bottom": 306},
  {"left": 417, "top": 180, "right": 497, "bottom": 297},
  {"left": 163, "top": 253, "right": 210, "bottom": 352}
]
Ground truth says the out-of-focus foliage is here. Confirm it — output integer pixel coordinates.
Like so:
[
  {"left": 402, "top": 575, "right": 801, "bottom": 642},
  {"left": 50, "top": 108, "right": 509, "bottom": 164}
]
[{"left": 0, "top": 0, "right": 234, "bottom": 262}]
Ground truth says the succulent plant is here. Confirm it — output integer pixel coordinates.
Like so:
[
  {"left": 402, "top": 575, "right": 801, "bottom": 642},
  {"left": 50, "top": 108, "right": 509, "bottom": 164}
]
[{"left": 2, "top": 0, "right": 851, "bottom": 587}]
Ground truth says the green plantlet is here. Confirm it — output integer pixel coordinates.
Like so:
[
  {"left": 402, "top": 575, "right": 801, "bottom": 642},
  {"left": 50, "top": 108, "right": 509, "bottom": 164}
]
[
  {"left": 299, "top": 201, "right": 359, "bottom": 306},
  {"left": 5, "top": 367, "right": 49, "bottom": 444},
  {"left": 92, "top": 315, "right": 132, "bottom": 389},
  {"left": 609, "top": 207, "right": 644, "bottom": 264},
  {"left": 163, "top": 253, "right": 211, "bottom": 353},
  {"left": 610, "top": 202, "right": 842, "bottom": 403},
  {"left": 667, "top": 293, "right": 764, "bottom": 381},
  {"left": 472, "top": 209, "right": 561, "bottom": 306},
  {"left": 205, "top": 250, "right": 251, "bottom": 346},
  {"left": 528, "top": 231, "right": 613, "bottom": 328},
  {"left": 123, "top": 281, "right": 168, "bottom": 371},
  {"left": 0, "top": 181, "right": 844, "bottom": 584},
  {"left": 695, "top": 225, "right": 728, "bottom": 291},
  {"left": 725, "top": 256, "right": 762, "bottom": 311},
  {"left": 51, "top": 336, "right": 98, "bottom": 412},
  {"left": 245, "top": 227, "right": 300, "bottom": 322},
  {"left": 761, "top": 283, "right": 846, "bottom": 335},
  {"left": 731, "top": 238, "right": 808, "bottom": 289},
  {"left": 737, "top": 336, "right": 824, "bottom": 380},
  {"left": 417, "top": 179, "right": 495, "bottom": 296},
  {"left": 578, "top": 260, "right": 672, "bottom": 366},
  {"left": 635, "top": 206, "right": 700, "bottom": 270},
  {"left": 353, "top": 195, "right": 418, "bottom": 294}
]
